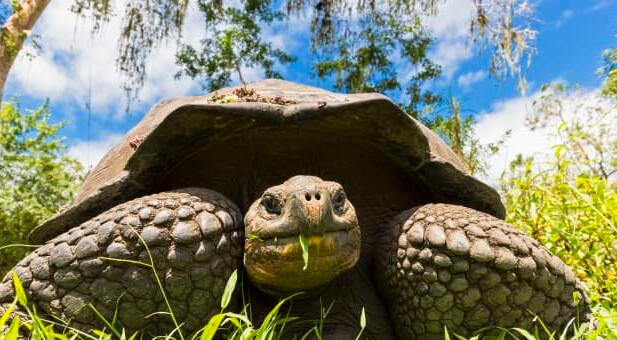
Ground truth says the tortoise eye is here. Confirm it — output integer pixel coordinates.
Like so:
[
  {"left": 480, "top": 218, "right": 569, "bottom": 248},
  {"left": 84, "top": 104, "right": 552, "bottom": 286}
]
[
  {"left": 262, "top": 194, "right": 282, "bottom": 215},
  {"left": 332, "top": 190, "right": 346, "bottom": 212}
]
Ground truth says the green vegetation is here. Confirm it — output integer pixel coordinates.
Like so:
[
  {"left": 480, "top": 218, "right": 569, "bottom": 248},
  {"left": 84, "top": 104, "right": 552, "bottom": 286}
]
[
  {"left": 502, "top": 82, "right": 617, "bottom": 311},
  {"left": 67, "top": 0, "right": 537, "bottom": 102},
  {"left": 0, "top": 272, "right": 315, "bottom": 339},
  {"left": 299, "top": 234, "right": 309, "bottom": 270},
  {"left": 1, "top": 84, "right": 616, "bottom": 339},
  {"left": 0, "top": 16, "right": 616, "bottom": 337},
  {"left": 0, "top": 229, "right": 354, "bottom": 340},
  {"left": 1, "top": 85, "right": 616, "bottom": 338},
  {"left": 0, "top": 101, "right": 82, "bottom": 274}
]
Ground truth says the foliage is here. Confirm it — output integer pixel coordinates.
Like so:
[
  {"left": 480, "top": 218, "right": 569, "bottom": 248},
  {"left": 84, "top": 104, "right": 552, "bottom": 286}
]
[
  {"left": 313, "top": 13, "right": 441, "bottom": 115},
  {"left": 0, "top": 272, "right": 615, "bottom": 339},
  {"left": 428, "top": 95, "right": 509, "bottom": 176},
  {"left": 470, "top": 0, "right": 537, "bottom": 93},
  {"left": 503, "top": 153, "right": 617, "bottom": 306},
  {"left": 72, "top": 0, "right": 190, "bottom": 100},
  {"left": 299, "top": 234, "right": 309, "bottom": 270},
  {"left": 68, "top": 0, "right": 537, "bottom": 100},
  {"left": 444, "top": 307, "right": 617, "bottom": 339},
  {"left": 0, "top": 260, "right": 333, "bottom": 339},
  {"left": 0, "top": 101, "right": 82, "bottom": 274},
  {"left": 598, "top": 47, "right": 617, "bottom": 97},
  {"left": 175, "top": 0, "right": 295, "bottom": 91},
  {"left": 501, "top": 83, "right": 617, "bottom": 309},
  {"left": 530, "top": 82, "right": 617, "bottom": 179}
]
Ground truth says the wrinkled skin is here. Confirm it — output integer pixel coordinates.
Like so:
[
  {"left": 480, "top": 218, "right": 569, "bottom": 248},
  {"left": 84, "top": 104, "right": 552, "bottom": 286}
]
[
  {"left": 0, "top": 176, "right": 591, "bottom": 338},
  {"left": 244, "top": 176, "right": 361, "bottom": 294}
]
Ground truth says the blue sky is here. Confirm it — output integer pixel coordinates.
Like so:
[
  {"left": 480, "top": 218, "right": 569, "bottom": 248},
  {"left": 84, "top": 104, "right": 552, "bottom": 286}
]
[{"left": 4, "top": 0, "right": 617, "bottom": 183}]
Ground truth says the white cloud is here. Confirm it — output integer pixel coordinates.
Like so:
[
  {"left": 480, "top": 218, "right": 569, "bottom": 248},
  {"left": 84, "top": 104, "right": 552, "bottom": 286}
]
[
  {"left": 264, "top": 18, "right": 309, "bottom": 52},
  {"left": 555, "top": 9, "right": 574, "bottom": 28},
  {"left": 6, "top": 1, "right": 205, "bottom": 118},
  {"left": 424, "top": 0, "right": 475, "bottom": 41},
  {"left": 589, "top": 0, "right": 616, "bottom": 12},
  {"left": 474, "top": 85, "right": 614, "bottom": 186},
  {"left": 431, "top": 41, "right": 473, "bottom": 80},
  {"left": 458, "top": 70, "right": 486, "bottom": 89},
  {"left": 68, "top": 133, "right": 123, "bottom": 170},
  {"left": 474, "top": 94, "right": 543, "bottom": 185},
  {"left": 423, "top": 0, "right": 476, "bottom": 79}
]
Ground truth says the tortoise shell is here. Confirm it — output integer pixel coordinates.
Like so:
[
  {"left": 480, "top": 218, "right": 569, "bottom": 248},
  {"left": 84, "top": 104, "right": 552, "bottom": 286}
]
[{"left": 29, "top": 79, "right": 504, "bottom": 244}]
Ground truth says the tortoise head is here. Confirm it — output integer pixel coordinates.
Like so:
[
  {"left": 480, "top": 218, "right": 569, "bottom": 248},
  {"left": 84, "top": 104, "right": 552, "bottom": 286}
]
[{"left": 244, "top": 175, "right": 361, "bottom": 295}]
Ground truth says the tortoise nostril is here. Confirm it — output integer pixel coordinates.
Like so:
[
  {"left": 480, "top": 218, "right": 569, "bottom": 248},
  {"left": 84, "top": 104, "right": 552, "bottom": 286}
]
[
  {"left": 305, "top": 193, "right": 312, "bottom": 201},
  {"left": 315, "top": 193, "right": 321, "bottom": 200}
]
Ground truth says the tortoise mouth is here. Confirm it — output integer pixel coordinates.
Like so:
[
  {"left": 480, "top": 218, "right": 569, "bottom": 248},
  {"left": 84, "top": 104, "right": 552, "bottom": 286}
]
[{"left": 244, "top": 226, "right": 361, "bottom": 295}]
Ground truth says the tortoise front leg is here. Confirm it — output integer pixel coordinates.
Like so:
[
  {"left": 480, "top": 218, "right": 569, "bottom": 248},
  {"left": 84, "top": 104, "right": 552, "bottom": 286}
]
[
  {"left": 375, "top": 204, "right": 591, "bottom": 339},
  {"left": 0, "top": 188, "right": 244, "bottom": 335}
]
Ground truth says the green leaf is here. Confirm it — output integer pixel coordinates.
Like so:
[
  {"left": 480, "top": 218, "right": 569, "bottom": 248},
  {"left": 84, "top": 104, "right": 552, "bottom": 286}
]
[
  {"left": 221, "top": 312, "right": 252, "bottom": 326},
  {"left": 0, "top": 300, "right": 15, "bottom": 329},
  {"left": 5, "top": 315, "right": 20, "bottom": 339},
  {"left": 354, "top": 307, "right": 366, "bottom": 340},
  {"left": 258, "top": 293, "right": 301, "bottom": 334},
  {"left": 200, "top": 313, "right": 225, "bottom": 340},
  {"left": 511, "top": 328, "right": 537, "bottom": 340},
  {"left": 221, "top": 269, "right": 238, "bottom": 310},
  {"left": 444, "top": 326, "right": 451, "bottom": 340},
  {"left": 88, "top": 303, "right": 122, "bottom": 339},
  {"left": 0, "top": 101, "right": 83, "bottom": 275},
  {"left": 247, "top": 234, "right": 264, "bottom": 242},
  {"left": 12, "top": 271, "right": 27, "bottom": 306},
  {"left": 299, "top": 234, "right": 309, "bottom": 270},
  {"left": 359, "top": 307, "right": 366, "bottom": 329}
]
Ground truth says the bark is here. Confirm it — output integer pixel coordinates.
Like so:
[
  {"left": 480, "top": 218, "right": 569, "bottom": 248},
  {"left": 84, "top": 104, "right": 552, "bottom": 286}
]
[{"left": 0, "top": 0, "right": 51, "bottom": 102}]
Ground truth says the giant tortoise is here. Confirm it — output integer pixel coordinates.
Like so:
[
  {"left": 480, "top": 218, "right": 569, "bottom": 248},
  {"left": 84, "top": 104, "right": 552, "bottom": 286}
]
[{"left": 0, "top": 79, "right": 591, "bottom": 338}]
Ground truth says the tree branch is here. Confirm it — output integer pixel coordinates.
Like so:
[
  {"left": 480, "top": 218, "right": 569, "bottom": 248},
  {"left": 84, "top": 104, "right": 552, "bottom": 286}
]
[{"left": 0, "top": 0, "right": 51, "bottom": 102}]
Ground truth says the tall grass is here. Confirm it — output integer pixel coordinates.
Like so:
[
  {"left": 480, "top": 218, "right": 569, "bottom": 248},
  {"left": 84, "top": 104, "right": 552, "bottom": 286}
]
[
  {"left": 0, "top": 222, "right": 353, "bottom": 340},
  {"left": 501, "top": 154, "right": 617, "bottom": 310},
  {"left": 1, "top": 162, "right": 616, "bottom": 339},
  {"left": 0, "top": 269, "right": 311, "bottom": 340},
  {"left": 1, "top": 269, "right": 614, "bottom": 339}
]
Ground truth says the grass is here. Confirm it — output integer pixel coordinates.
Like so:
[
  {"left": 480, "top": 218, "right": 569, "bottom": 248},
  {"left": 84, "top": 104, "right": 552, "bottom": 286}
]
[
  {"left": 0, "top": 268, "right": 363, "bottom": 340},
  {"left": 0, "top": 224, "right": 360, "bottom": 340},
  {"left": 0, "top": 274, "right": 615, "bottom": 340},
  {"left": 1, "top": 160, "right": 616, "bottom": 339},
  {"left": 1, "top": 200, "right": 616, "bottom": 339}
]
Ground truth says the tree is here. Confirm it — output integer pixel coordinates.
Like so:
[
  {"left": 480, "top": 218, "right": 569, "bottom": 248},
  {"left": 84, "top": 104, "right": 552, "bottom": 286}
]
[
  {"left": 312, "top": 14, "right": 441, "bottom": 116},
  {"left": 175, "top": 0, "right": 537, "bottom": 101},
  {"left": 427, "top": 95, "right": 508, "bottom": 176},
  {"left": 0, "top": 0, "right": 537, "bottom": 103},
  {"left": 0, "top": 0, "right": 51, "bottom": 101},
  {"left": 174, "top": 0, "right": 295, "bottom": 91},
  {"left": 599, "top": 47, "right": 617, "bottom": 98},
  {"left": 530, "top": 82, "right": 617, "bottom": 179},
  {"left": 0, "top": 101, "right": 82, "bottom": 273}
]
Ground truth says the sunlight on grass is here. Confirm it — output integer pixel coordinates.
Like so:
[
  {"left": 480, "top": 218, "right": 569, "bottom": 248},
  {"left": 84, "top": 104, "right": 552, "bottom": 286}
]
[{"left": 1, "top": 267, "right": 614, "bottom": 339}]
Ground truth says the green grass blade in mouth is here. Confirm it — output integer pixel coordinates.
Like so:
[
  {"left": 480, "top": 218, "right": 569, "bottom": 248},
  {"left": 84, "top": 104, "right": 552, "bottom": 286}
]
[
  {"left": 299, "top": 234, "right": 309, "bottom": 270},
  {"left": 247, "top": 233, "right": 264, "bottom": 242}
]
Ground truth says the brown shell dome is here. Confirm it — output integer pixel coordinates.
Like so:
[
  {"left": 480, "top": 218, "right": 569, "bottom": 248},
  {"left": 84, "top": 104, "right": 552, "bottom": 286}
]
[{"left": 29, "top": 79, "right": 504, "bottom": 244}]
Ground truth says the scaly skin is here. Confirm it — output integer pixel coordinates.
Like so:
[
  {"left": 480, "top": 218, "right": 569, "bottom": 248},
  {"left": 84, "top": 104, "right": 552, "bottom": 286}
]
[
  {"left": 243, "top": 175, "right": 361, "bottom": 295},
  {"left": 0, "top": 178, "right": 593, "bottom": 339},
  {"left": 376, "top": 204, "right": 592, "bottom": 339},
  {"left": 0, "top": 188, "right": 243, "bottom": 334}
]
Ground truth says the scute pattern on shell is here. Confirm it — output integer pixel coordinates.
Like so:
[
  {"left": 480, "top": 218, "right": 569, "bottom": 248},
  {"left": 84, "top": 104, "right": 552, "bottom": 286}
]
[
  {"left": 0, "top": 189, "right": 243, "bottom": 334},
  {"left": 377, "top": 203, "right": 591, "bottom": 339}
]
